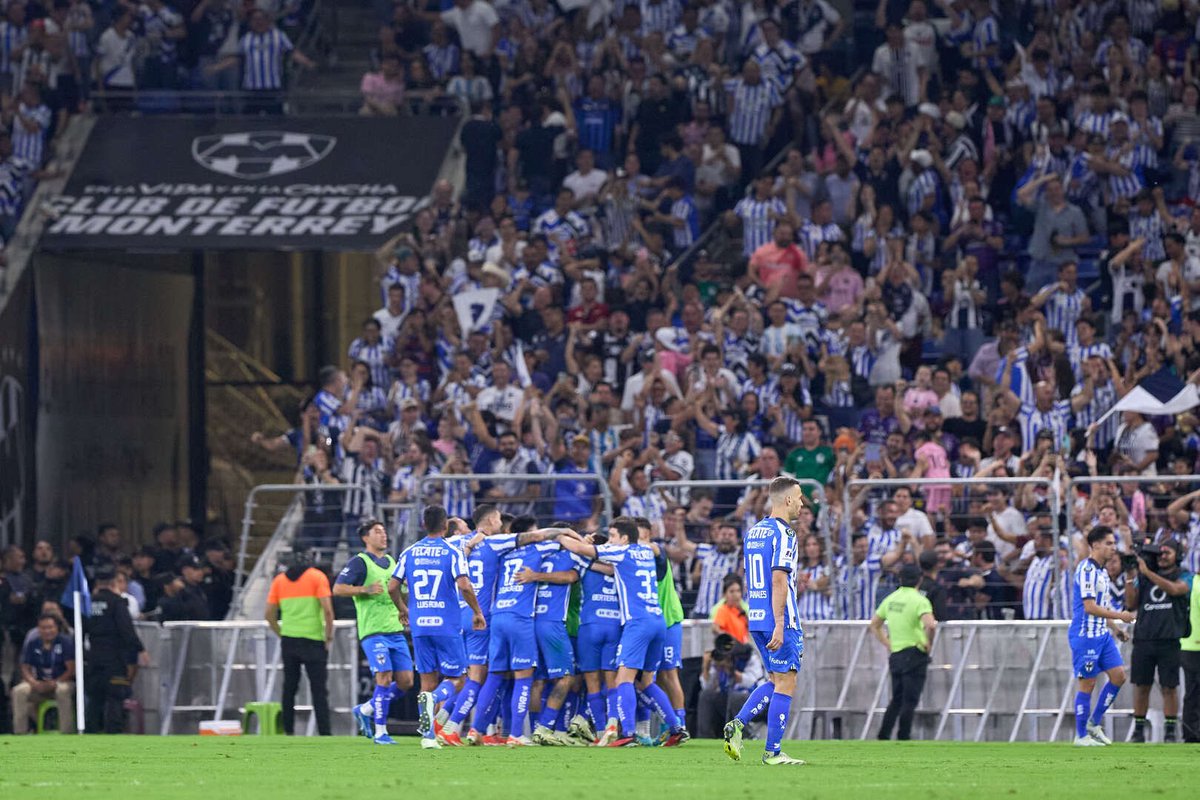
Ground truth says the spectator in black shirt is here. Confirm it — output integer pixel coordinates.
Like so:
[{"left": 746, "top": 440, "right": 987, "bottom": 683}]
[
  {"left": 159, "top": 556, "right": 210, "bottom": 621},
  {"left": 629, "top": 74, "right": 686, "bottom": 175},
  {"left": 942, "top": 390, "right": 987, "bottom": 442},
  {"left": 460, "top": 100, "right": 502, "bottom": 211},
  {"left": 84, "top": 564, "right": 147, "bottom": 734},
  {"left": 151, "top": 521, "right": 182, "bottom": 574},
  {"left": 202, "top": 541, "right": 235, "bottom": 620},
  {"left": 131, "top": 545, "right": 163, "bottom": 617},
  {"left": 514, "top": 94, "right": 571, "bottom": 206},
  {"left": 917, "top": 549, "right": 949, "bottom": 621}
]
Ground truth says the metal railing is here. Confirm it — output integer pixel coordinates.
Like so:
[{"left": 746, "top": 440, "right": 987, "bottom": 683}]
[
  {"left": 89, "top": 89, "right": 467, "bottom": 118},
  {"left": 231, "top": 484, "right": 369, "bottom": 619},
  {"left": 414, "top": 472, "right": 614, "bottom": 533},
  {"left": 787, "top": 620, "right": 1135, "bottom": 743},
  {"left": 142, "top": 620, "right": 360, "bottom": 736},
  {"left": 649, "top": 478, "right": 836, "bottom": 617}
]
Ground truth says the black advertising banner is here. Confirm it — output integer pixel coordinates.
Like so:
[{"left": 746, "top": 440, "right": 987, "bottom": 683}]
[
  {"left": 0, "top": 269, "right": 34, "bottom": 550},
  {"left": 41, "top": 115, "right": 460, "bottom": 251}
]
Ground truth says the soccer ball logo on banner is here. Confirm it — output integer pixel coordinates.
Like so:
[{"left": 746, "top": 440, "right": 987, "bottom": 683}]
[{"left": 191, "top": 131, "right": 337, "bottom": 180}]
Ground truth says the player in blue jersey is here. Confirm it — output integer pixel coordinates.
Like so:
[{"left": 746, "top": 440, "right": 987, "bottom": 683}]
[
  {"left": 332, "top": 520, "right": 413, "bottom": 745},
  {"left": 469, "top": 519, "right": 574, "bottom": 746},
  {"left": 514, "top": 525, "right": 587, "bottom": 746},
  {"left": 723, "top": 476, "right": 808, "bottom": 766},
  {"left": 393, "top": 506, "right": 486, "bottom": 749},
  {"left": 558, "top": 516, "right": 689, "bottom": 747},
  {"left": 440, "top": 508, "right": 562, "bottom": 745},
  {"left": 1070, "top": 526, "right": 1136, "bottom": 746}
]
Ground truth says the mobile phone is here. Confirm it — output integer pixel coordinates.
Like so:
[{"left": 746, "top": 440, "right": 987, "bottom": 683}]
[{"left": 865, "top": 443, "right": 882, "bottom": 462}]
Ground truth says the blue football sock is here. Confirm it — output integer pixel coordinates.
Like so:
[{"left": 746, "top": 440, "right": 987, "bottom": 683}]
[
  {"left": 675, "top": 708, "right": 686, "bottom": 726},
  {"left": 371, "top": 684, "right": 391, "bottom": 737},
  {"left": 605, "top": 688, "right": 618, "bottom": 727},
  {"left": 736, "top": 682, "right": 775, "bottom": 725},
  {"left": 1090, "top": 683, "right": 1121, "bottom": 726},
  {"left": 1075, "top": 691, "right": 1092, "bottom": 738},
  {"left": 616, "top": 683, "right": 636, "bottom": 737},
  {"left": 537, "top": 701, "right": 559, "bottom": 728},
  {"left": 501, "top": 680, "right": 515, "bottom": 736},
  {"left": 587, "top": 692, "right": 606, "bottom": 729},
  {"left": 432, "top": 679, "right": 456, "bottom": 704},
  {"left": 471, "top": 674, "right": 503, "bottom": 732},
  {"left": 638, "top": 685, "right": 680, "bottom": 731},
  {"left": 764, "top": 692, "right": 792, "bottom": 754},
  {"left": 387, "top": 682, "right": 403, "bottom": 703},
  {"left": 511, "top": 677, "right": 533, "bottom": 738},
  {"left": 449, "top": 679, "right": 480, "bottom": 726},
  {"left": 635, "top": 696, "right": 651, "bottom": 723}
]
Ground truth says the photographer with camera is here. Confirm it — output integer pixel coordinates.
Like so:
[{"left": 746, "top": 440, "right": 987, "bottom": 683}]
[
  {"left": 697, "top": 629, "right": 764, "bottom": 739},
  {"left": 1125, "top": 539, "right": 1193, "bottom": 743}
]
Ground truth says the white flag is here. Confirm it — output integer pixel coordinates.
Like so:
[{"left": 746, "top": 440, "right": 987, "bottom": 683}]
[{"left": 452, "top": 288, "right": 499, "bottom": 335}]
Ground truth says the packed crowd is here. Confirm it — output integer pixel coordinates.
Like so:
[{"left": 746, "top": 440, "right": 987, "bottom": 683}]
[{"left": 270, "top": 0, "right": 1200, "bottom": 630}]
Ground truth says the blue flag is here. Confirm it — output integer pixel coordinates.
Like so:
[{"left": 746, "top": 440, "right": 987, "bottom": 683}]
[{"left": 60, "top": 556, "right": 91, "bottom": 615}]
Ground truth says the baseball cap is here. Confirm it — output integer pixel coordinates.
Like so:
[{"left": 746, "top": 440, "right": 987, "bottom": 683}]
[
  {"left": 393, "top": 245, "right": 414, "bottom": 261},
  {"left": 1035, "top": 428, "right": 1055, "bottom": 441},
  {"left": 778, "top": 362, "right": 799, "bottom": 376},
  {"left": 987, "top": 95, "right": 1006, "bottom": 108},
  {"left": 925, "top": 405, "right": 942, "bottom": 416},
  {"left": 1110, "top": 111, "right": 1129, "bottom": 125},
  {"left": 917, "top": 102, "right": 940, "bottom": 120},
  {"left": 833, "top": 432, "right": 857, "bottom": 452},
  {"left": 571, "top": 433, "right": 590, "bottom": 445},
  {"left": 94, "top": 563, "right": 117, "bottom": 582},
  {"left": 993, "top": 425, "right": 1014, "bottom": 437},
  {"left": 177, "top": 554, "right": 204, "bottom": 571},
  {"left": 910, "top": 149, "right": 933, "bottom": 168},
  {"left": 400, "top": 397, "right": 420, "bottom": 410}
]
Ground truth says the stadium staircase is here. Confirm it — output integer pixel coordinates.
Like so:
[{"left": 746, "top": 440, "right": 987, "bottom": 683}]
[{"left": 291, "top": 0, "right": 382, "bottom": 104}]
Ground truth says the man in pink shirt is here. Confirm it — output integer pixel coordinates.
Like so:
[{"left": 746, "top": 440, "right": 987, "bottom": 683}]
[
  {"left": 815, "top": 245, "right": 864, "bottom": 315},
  {"left": 912, "top": 428, "right": 951, "bottom": 514},
  {"left": 360, "top": 55, "right": 406, "bottom": 116},
  {"left": 748, "top": 221, "right": 808, "bottom": 299}
]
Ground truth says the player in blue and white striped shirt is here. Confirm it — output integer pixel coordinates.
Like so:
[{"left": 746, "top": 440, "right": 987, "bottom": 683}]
[
  {"left": 723, "top": 477, "right": 808, "bottom": 765},
  {"left": 1069, "top": 526, "right": 1135, "bottom": 746}
]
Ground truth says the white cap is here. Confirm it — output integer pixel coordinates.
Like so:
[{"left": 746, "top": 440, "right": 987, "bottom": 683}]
[
  {"left": 917, "top": 102, "right": 941, "bottom": 120},
  {"left": 910, "top": 149, "right": 933, "bottom": 168}
]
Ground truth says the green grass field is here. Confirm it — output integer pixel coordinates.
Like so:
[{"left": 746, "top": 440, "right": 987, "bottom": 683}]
[{"left": 0, "top": 736, "right": 1196, "bottom": 799}]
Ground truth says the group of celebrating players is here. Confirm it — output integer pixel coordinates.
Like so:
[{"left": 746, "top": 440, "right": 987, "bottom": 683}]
[{"left": 331, "top": 475, "right": 810, "bottom": 765}]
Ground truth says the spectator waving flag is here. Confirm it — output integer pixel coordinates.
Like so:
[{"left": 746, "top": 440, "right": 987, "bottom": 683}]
[
  {"left": 60, "top": 555, "right": 91, "bottom": 615},
  {"left": 1111, "top": 367, "right": 1200, "bottom": 417}
]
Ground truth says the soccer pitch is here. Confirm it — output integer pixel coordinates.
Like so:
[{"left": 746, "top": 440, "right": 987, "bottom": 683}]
[{"left": 1, "top": 737, "right": 1196, "bottom": 799}]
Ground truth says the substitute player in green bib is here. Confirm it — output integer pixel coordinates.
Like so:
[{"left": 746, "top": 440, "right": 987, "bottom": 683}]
[
  {"left": 333, "top": 519, "right": 413, "bottom": 745},
  {"left": 869, "top": 563, "right": 937, "bottom": 741}
]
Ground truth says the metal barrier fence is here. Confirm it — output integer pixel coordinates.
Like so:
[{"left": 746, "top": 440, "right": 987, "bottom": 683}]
[
  {"left": 786, "top": 620, "right": 1141, "bottom": 743},
  {"left": 1065, "top": 474, "right": 1200, "bottom": 573},
  {"left": 841, "top": 477, "right": 1062, "bottom": 621},
  {"left": 415, "top": 472, "right": 614, "bottom": 534},
  {"left": 134, "top": 620, "right": 360, "bottom": 736}
]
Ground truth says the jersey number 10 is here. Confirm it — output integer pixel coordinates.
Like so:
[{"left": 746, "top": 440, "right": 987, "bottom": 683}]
[{"left": 747, "top": 553, "right": 765, "bottom": 591}]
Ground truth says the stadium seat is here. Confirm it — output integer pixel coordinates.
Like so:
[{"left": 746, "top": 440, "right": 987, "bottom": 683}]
[
  {"left": 36, "top": 700, "right": 57, "bottom": 734},
  {"left": 241, "top": 701, "right": 283, "bottom": 735}
]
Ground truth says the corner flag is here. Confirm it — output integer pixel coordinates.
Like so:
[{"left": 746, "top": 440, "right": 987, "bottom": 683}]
[{"left": 60, "top": 555, "right": 91, "bottom": 615}]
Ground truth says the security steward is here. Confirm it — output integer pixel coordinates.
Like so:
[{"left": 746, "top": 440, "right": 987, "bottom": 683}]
[
  {"left": 266, "top": 552, "right": 334, "bottom": 735},
  {"left": 1125, "top": 539, "right": 1193, "bottom": 743},
  {"left": 84, "top": 563, "right": 147, "bottom": 733},
  {"left": 870, "top": 563, "right": 938, "bottom": 741},
  {"left": 917, "top": 549, "right": 949, "bottom": 620}
]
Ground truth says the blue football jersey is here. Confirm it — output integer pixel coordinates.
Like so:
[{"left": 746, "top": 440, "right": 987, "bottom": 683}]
[
  {"left": 493, "top": 541, "right": 557, "bottom": 618},
  {"left": 743, "top": 516, "right": 801, "bottom": 633},
  {"left": 535, "top": 549, "right": 586, "bottom": 622},
  {"left": 578, "top": 565, "right": 621, "bottom": 626},
  {"left": 595, "top": 542, "right": 663, "bottom": 624},
  {"left": 1071, "top": 558, "right": 1113, "bottom": 640},
  {"left": 393, "top": 536, "right": 467, "bottom": 637},
  {"left": 466, "top": 533, "right": 519, "bottom": 619}
]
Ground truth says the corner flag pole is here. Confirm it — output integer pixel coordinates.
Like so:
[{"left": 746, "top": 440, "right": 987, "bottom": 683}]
[{"left": 73, "top": 590, "right": 85, "bottom": 733}]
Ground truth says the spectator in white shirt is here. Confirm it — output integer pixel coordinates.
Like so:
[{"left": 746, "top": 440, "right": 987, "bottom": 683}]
[
  {"left": 475, "top": 360, "right": 523, "bottom": 433},
  {"left": 438, "top": 0, "right": 498, "bottom": 59}
]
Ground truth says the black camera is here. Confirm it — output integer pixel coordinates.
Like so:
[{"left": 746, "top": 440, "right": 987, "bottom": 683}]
[
  {"left": 1123, "top": 542, "right": 1163, "bottom": 573},
  {"left": 713, "top": 633, "right": 736, "bottom": 658}
]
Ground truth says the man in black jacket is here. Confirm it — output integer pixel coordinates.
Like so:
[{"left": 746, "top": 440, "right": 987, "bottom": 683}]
[
  {"left": 159, "top": 556, "right": 210, "bottom": 622},
  {"left": 84, "top": 564, "right": 147, "bottom": 733}
]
